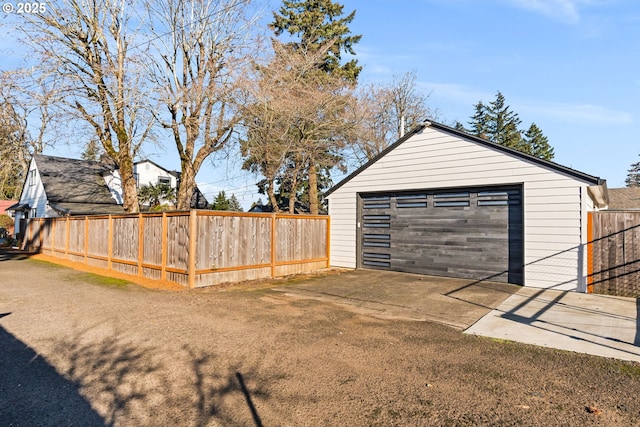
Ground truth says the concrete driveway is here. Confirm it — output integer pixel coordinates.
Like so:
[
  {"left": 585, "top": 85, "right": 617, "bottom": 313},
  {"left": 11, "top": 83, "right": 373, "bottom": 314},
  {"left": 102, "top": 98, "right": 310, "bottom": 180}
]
[
  {"left": 466, "top": 287, "right": 640, "bottom": 362},
  {"left": 278, "top": 269, "right": 640, "bottom": 362},
  {"left": 276, "top": 269, "right": 520, "bottom": 329}
]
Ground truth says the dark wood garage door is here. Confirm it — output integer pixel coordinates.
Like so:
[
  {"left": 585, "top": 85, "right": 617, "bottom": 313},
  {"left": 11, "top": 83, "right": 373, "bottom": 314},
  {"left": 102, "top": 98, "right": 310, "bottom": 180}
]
[{"left": 357, "top": 186, "right": 523, "bottom": 285}]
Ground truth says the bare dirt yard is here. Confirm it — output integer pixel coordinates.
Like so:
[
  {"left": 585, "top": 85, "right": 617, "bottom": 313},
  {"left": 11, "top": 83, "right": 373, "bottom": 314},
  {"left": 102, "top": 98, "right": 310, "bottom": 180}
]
[{"left": 1, "top": 249, "right": 640, "bottom": 426}]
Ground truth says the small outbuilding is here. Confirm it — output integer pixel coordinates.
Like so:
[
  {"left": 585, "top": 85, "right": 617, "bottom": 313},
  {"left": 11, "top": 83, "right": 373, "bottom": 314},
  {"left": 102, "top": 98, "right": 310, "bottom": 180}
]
[{"left": 325, "top": 121, "right": 608, "bottom": 291}]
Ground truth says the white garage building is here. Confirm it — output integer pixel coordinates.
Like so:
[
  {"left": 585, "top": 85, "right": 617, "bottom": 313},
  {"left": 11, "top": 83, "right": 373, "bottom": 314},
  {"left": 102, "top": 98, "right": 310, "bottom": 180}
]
[{"left": 325, "top": 121, "right": 608, "bottom": 291}]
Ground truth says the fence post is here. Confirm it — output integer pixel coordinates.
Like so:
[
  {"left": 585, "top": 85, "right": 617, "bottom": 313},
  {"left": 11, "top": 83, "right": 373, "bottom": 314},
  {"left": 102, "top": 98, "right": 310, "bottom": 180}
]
[
  {"left": 161, "top": 212, "right": 167, "bottom": 281},
  {"left": 188, "top": 210, "right": 197, "bottom": 289},
  {"left": 325, "top": 216, "right": 331, "bottom": 268},
  {"left": 271, "top": 213, "right": 276, "bottom": 278},
  {"left": 587, "top": 211, "right": 593, "bottom": 293},
  {"left": 65, "top": 217, "right": 70, "bottom": 258},
  {"left": 38, "top": 218, "right": 43, "bottom": 252},
  {"left": 25, "top": 218, "right": 32, "bottom": 251},
  {"left": 51, "top": 218, "right": 55, "bottom": 254},
  {"left": 138, "top": 213, "right": 144, "bottom": 276},
  {"left": 84, "top": 217, "right": 89, "bottom": 263},
  {"left": 107, "top": 215, "right": 113, "bottom": 270}
]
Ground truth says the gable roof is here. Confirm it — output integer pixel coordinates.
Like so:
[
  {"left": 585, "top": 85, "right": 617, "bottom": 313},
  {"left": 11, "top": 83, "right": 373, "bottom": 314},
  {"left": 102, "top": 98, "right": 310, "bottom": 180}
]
[
  {"left": 607, "top": 187, "right": 640, "bottom": 210},
  {"left": 325, "top": 120, "right": 606, "bottom": 197},
  {"left": 135, "top": 159, "right": 172, "bottom": 174},
  {"left": 0, "top": 200, "right": 17, "bottom": 214},
  {"left": 34, "top": 154, "right": 121, "bottom": 206}
]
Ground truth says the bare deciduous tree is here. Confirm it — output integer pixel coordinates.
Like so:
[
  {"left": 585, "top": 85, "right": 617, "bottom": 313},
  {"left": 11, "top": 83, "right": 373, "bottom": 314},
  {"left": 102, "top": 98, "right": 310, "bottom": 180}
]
[
  {"left": 351, "top": 70, "right": 438, "bottom": 164},
  {"left": 0, "top": 95, "right": 29, "bottom": 199},
  {"left": 242, "top": 40, "right": 355, "bottom": 214},
  {"left": 146, "top": 0, "right": 259, "bottom": 210},
  {"left": 23, "top": 0, "right": 155, "bottom": 212},
  {"left": 0, "top": 70, "right": 57, "bottom": 199}
]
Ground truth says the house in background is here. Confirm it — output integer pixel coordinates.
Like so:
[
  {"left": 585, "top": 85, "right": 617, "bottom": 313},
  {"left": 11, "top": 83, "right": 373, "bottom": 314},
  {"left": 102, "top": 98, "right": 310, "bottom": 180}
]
[
  {"left": 605, "top": 187, "right": 640, "bottom": 210},
  {"left": 9, "top": 154, "right": 209, "bottom": 237},
  {"left": 0, "top": 200, "right": 18, "bottom": 236},
  {"left": 325, "top": 120, "right": 608, "bottom": 292}
]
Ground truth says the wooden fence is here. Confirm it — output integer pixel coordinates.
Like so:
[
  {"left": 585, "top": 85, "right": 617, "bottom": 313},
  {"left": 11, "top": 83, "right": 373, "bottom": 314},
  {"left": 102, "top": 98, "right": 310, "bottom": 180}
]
[
  {"left": 22, "top": 210, "right": 329, "bottom": 288},
  {"left": 588, "top": 211, "right": 640, "bottom": 297}
]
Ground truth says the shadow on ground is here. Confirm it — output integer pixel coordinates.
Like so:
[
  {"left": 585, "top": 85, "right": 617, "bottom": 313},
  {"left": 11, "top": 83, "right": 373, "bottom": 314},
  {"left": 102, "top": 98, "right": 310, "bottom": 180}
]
[
  {"left": 0, "top": 321, "right": 106, "bottom": 426},
  {"left": 0, "top": 248, "right": 33, "bottom": 262},
  {"left": 0, "top": 321, "right": 270, "bottom": 427}
]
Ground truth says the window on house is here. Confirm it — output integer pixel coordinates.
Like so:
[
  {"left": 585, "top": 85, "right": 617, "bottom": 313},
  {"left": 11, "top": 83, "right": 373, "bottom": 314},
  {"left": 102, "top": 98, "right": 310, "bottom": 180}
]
[
  {"left": 29, "top": 170, "right": 36, "bottom": 186},
  {"left": 134, "top": 173, "right": 139, "bottom": 187},
  {"left": 30, "top": 208, "right": 37, "bottom": 218},
  {"left": 158, "top": 176, "right": 171, "bottom": 186}
]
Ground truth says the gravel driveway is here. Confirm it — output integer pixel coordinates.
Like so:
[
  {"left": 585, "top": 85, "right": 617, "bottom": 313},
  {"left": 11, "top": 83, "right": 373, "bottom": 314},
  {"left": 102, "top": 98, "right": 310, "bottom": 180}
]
[{"left": 1, "top": 249, "right": 640, "bottom": 426}]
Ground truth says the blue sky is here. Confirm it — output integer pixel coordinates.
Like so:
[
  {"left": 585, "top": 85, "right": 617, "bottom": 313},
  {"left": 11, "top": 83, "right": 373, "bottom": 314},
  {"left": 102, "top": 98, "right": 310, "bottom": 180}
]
[
  {"left": 339, "top": 0, "right": 639, "bottom": 188},
  {"left": 1, "top": 0, "right": 638, "bottom": 207}
]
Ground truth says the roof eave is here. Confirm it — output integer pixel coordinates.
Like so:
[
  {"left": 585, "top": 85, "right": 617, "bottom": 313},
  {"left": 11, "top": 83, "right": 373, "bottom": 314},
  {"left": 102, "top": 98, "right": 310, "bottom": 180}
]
[
  {"left": 587, "top": 181, "right": 609, "bottom": 209},
  {"left": 326, "top": 120, "right": 605, "bottom": 197}
]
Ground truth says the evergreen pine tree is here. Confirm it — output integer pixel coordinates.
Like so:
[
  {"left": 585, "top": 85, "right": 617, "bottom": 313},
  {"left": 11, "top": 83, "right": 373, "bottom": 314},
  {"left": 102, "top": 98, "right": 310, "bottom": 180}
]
[
  {"left": 467, "top": 101, "right": 490, "bottom": 139},
  {"left": 523, "top": 123, "right": 554, "bottom": 161},
  {"left": 625, "top": 157, "right": 640, "bottom": 187},
  {"left": 465, "top": 91, "right": 556, "bottom": 161},
  {"left": 228, "top": 194, "right": 243, "bottom": 212},
  {"left": 81, "top": 139, "right": 103, "bottom": 161},
  {"left": 211, "top": 191, "right": 230, "bottom": 210},
  {"left": 271, "top": 0, "right": 362, "bottom": 82},
  {"left": 453, "top": 121, "right": 466, "bottom": 132},
  {"left": 266, "top": 0, "right": 361, "bottom": 215},
  {"left": 485, "top": 91, "right": 522, "bottom": 149}
]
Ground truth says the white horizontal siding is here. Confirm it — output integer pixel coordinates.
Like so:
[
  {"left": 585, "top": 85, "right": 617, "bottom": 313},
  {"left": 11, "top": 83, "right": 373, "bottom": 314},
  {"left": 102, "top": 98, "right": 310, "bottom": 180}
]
[
  {"left": 328, "top": 126, "right": 596, "bottom": 290},
  {"left": 328, "top": 196, "right": 357, "bottom": 268}
]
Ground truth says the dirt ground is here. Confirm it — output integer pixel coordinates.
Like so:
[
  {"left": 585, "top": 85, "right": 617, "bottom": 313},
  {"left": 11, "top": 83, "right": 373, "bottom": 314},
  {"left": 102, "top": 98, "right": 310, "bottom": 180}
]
[{"left": 1, "top": 250, "right": 640, "bottom": 426}]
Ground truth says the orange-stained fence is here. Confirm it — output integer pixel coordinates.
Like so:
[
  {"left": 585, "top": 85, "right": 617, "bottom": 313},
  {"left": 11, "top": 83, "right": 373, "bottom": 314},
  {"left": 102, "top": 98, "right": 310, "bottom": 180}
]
[{"left": 22, "top": 210, "right": 330, "bottom": 288}]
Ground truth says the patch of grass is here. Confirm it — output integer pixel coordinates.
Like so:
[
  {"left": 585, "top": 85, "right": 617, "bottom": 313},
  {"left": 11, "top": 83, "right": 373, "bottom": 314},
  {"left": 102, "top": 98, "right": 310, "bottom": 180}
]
[
  {"left": 485, "top": 337, "right": 515, "bottom": 345},
  {"left": 617, "top": 362, "right": 640, "bottom": 378},
  {"left": 28, "top": 259, "right": 67, "bottom": 269},
  {"left": 75, "top": 272, "right": 133, "bottom": 289}
]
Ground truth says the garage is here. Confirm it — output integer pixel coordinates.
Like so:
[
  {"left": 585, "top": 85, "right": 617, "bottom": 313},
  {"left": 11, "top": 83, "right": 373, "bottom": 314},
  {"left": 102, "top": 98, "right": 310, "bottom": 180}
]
[
  {"left": 358, "top": 186, "right": 523, "bottom": 284},
  {"left": 326, "top": 121, "right": 609, "bottom": 291}
]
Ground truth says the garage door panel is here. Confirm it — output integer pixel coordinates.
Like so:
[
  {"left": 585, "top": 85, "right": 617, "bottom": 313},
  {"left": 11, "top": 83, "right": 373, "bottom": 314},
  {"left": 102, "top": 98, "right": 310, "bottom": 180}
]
[{"left": 358, "top": 186, "right": 523, "bottom": 285}]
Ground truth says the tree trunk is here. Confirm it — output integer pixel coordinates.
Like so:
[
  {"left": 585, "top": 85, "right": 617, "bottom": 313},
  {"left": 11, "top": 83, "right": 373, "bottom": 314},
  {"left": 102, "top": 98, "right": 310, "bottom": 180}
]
[
  {"left": 308, "top": 162, "right": 318, "bottom": 215},
  {"left": 119, "top": 155, "right": 139, "bottom": 213},
  {"left": 176, "top": 162, "right": 196, "bottom": 211},
  {"left": 267, "top": 175, "right": 280, "bottom": 213},
  {"left": 288, "top": 171, "right": 298, "bottom": 214}
]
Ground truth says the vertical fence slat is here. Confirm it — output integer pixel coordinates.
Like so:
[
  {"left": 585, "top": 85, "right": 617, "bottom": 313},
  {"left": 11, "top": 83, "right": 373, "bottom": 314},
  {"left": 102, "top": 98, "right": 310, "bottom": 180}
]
[
  {"left": 161, "top": 212, "right": 168, "bottom": 281},
  {"left": 137, "top": 214, "right": 144, "bottom": 276},
  {"left": 188, "top": 210, "right": 197, "bottom": 288},
  {"left": 271, "top": 214, "right": 276, "bottom": 278}
]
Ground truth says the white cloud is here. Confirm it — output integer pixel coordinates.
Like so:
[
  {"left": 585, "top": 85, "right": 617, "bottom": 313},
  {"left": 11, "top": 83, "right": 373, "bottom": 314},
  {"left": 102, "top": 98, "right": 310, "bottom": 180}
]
[
  {"left": 505, "top": 0, "right": 587, "bottom": 24},
  {"left": 523, "top": 102, "right": 634, "bottom": 125},
  {"left": 423, "top": 82, "right": 493, "bottom": 106},
  {"left": 422, "top": 81, "right": 634, "bottom": 126}
]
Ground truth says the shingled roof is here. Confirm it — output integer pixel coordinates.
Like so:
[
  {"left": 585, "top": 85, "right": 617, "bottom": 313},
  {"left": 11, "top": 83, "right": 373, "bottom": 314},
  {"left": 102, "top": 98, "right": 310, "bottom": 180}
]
[
  {"left": 34, "top": 154, "right": 125, "bottom": 215},
  {"left": 607, "top": 187, "right": 640, "bottom": 210}
]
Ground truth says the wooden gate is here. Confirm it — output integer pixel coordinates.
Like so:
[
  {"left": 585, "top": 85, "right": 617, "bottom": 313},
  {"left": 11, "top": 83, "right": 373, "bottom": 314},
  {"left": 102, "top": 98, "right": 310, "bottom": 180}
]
[{"left": 589, "top": 211, "right": 640, "bottom": 297}]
